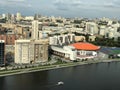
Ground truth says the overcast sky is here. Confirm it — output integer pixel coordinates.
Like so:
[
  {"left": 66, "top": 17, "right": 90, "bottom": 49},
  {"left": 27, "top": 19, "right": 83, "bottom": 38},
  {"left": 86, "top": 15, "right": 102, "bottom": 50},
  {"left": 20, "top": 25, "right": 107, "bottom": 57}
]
[{"left": 0, "top": 0, "right": 120, "bottom": 18}]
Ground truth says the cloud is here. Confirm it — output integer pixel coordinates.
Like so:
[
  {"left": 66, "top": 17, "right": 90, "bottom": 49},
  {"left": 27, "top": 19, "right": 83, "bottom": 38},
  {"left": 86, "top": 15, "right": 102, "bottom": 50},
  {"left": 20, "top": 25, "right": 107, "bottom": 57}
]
[
  {"left": 112, "top": 0, "right": 120, "bottom": 7},
  {"left": 102, "top": 3, "right": 115, "bottom": 8},
  {"left": 53, "top": 0, "right": 120, "bottom": 12},
  {"left": 101, "top": 0, "right": 120, "bottom": 9},
  {"left": 1, "top": 0, "right": 120, "bottom": 18},
  {"left": 53, "top": 0, "right": 70, "bottom": 11},
  {"left": 0, "top": 0, "right": 32, "bottom": 8},
  {"left": 6, "top": 0, "right": 25, "bottom": 2},
  {"left": 53, "top": 0, "right": 84, "bottom": 11}
]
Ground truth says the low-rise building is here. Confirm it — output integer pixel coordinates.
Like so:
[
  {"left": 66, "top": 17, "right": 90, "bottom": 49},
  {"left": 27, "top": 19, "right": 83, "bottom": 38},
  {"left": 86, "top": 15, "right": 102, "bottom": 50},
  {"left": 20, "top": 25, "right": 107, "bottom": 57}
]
[
  {"left": 70, "top": 42, "right": 100, "bottom": 60},
  {"left": 89, "top": 36, "right": 96, "bottom": 42},
  {"left": 75, "top": 36, "right": 85, "bottom": 42}
]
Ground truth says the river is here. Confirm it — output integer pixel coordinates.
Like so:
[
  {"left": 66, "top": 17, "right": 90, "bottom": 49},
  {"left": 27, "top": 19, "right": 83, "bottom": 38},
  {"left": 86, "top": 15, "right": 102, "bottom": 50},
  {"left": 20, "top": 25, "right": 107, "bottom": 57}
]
[{"left": 0, "top": 62, "right": 120, "bottom": 90}]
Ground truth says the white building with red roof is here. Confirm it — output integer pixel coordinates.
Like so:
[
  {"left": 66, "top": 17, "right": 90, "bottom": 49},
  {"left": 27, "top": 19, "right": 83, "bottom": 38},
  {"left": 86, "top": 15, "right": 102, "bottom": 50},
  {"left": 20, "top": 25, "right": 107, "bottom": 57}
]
[{"left": 70, "top": 42, "right": 100, "bottom": 60}]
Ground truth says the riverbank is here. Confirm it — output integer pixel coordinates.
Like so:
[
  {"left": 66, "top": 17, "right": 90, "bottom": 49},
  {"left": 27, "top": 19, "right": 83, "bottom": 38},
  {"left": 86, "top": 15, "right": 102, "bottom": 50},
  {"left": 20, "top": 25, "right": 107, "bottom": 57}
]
[{"left": 0, "top": 59, "right": 120, "bottom": 77}]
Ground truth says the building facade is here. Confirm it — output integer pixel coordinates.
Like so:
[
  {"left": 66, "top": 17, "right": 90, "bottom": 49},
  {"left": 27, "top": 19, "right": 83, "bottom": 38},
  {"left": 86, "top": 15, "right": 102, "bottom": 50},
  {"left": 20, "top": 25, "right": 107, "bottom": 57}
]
[
  {"left": 15, "top": 39, "right": 48, "bottom": 64},
  {"left": 15, "top": 40, "right": 32, "bottom": 64},
  {"left": 86, "top": 22, "right": 99, "bottom": 35},
  {"left": 0, "top": 34, "right": 17, "bottom": 45},
  {"left": 32, "top": 20, "right": 39, "bottom": 40},
  {"left": 32, "top": 20, "right": 44, "bottom": 40},
  {"left": 49, "top": 34, "right": 75, "bottom": 46},
  {"left": 16, "top": 12, "right": 22, "bottom": 21},
  {"left": 34, "top": 41, "right": 48, "bottom": 63},
  {"left": 0, "top": 40, "right": 5, "bottom": 66}
]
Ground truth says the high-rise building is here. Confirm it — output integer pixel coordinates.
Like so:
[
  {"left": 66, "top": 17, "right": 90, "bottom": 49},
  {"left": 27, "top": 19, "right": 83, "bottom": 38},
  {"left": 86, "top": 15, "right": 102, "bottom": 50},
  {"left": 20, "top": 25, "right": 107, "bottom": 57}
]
[
  {"left": 86, "top": 22, "right": 99, "bottom": 35},
  {"left": 16, "top": 12, "right": 22, "bottom": 21},
  {"left": 99, "top": 26, "right": 106, "bottom": 36},
  {"left": 10, "top": 14, "right": 15, "bottom": 23},
  {"left": 2, "top": 14, "right": 6, "bottom": 19},
  {"left": 32, "top": 20, "right": 39, "bottom": 40},
  {"left": 34, "top": 14, "right": 41, "bottom": 20},
  {"left": 6, "top": 13, "right": 11, "bottom": 22},
  {"left": 0, "top": 40, "right": 5, "bottom": 66},
  {"left": 15, "top": 39, "right": 49, "bottom": 64},
  {"left": 33, "top": 40, "right": 48, "bottom": 63},
  {"left": 15, "top": 40, "right": 32, "bottom": 64},
  {"left": 32, "top": 20, "right": 43, "bottom": 40}
]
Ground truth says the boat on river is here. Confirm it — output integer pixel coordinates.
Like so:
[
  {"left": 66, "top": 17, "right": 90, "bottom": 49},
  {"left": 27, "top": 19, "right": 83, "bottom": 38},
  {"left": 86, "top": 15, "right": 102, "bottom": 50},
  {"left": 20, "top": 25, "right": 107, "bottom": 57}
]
[{"left": 57, "top": 81, "right": 64, "bottom": 85}]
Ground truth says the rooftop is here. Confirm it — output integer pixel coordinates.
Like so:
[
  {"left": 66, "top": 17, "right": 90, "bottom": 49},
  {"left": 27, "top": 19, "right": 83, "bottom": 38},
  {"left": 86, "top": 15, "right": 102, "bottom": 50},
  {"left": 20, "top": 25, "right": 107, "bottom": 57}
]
[{"left": 70, "top": 42, "right": 100, "bottom": 51}]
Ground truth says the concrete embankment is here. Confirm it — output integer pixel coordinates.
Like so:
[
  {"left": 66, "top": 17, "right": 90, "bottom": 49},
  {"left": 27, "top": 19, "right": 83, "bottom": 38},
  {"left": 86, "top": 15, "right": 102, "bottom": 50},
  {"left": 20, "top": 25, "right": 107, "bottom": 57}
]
[{"left": 0, "top": 59, "right": 120, "bottom": 77}]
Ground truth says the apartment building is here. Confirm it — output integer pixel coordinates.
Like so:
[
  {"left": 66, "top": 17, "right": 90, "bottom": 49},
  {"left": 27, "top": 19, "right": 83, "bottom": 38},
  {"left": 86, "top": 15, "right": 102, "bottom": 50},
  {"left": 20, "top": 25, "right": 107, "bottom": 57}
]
[{"left": 15, "top": 39, "right": 49, "bottom": 64}]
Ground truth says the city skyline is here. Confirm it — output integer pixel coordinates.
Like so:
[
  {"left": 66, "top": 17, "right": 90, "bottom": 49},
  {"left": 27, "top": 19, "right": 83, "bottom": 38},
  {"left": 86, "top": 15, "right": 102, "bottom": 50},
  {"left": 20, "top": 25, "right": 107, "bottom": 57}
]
[{"left": 0, "top": 0, "right": 120, "bottom": 18}]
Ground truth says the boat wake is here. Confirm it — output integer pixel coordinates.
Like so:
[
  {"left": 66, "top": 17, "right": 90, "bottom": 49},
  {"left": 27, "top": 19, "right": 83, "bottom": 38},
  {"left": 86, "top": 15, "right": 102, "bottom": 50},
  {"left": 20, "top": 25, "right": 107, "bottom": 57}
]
[{"left": 39, "top": 81, "right": 64, "bottom": 89}]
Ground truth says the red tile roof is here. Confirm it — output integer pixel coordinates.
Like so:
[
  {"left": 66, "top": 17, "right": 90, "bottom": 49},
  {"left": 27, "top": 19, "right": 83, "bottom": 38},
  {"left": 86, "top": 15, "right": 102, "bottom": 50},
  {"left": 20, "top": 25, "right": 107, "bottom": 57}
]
[{"left": 70, "top": 42, "right": 100, "bottom": 51}]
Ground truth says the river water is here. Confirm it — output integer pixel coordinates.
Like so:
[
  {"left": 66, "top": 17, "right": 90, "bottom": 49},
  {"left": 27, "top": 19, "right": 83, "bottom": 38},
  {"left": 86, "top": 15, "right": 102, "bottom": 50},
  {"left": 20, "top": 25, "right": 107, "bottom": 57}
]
[{"left": 0, "top": 62, "right": 120, "bottom": 90}]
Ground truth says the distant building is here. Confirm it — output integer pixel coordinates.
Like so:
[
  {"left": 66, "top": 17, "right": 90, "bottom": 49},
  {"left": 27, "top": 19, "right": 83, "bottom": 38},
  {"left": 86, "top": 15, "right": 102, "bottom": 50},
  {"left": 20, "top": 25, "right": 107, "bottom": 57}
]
[
  {"left": 88, "top": 36, "right": 96, "bottom": 42},
  {"left": 22, "top": 27, "right": 31, "bottom": 39},
  {"left": 0, "top": 34, "right": 17, "bottom": 45},
  {"left": 34, "top": 14, "right": 41, "bottom": 20},
  {"left": 49, "top": 34, "right": 75, "bottom": 46},
  {"left": 2, "top": 14, "right": 6, "bottom": 19},
  {"left": 6, "top": 35, "right": 16, "bottom": 45},
  {"left": 86, "top": 22, "right": 99, "bottom": 35},
  {"left": 15, "top": 26, "right": 23, "bottom": 35},
  {"left": 16, "top": 12, "right": 22, "bottom": 21},
  {"left": 25, "top": 16, "right": 34, "bottom": 21},
  {"left": 6, "top": 13, "right": 11, "bottom": 21},
  {"left": 10, "top": 14, "right": 16, "bottom": 23},
  {"left": 32, "top": 20, "right": 49, "bottom": 40},
  {"left": 99, "top": 26, "right": 106, "bottom": 36},
  {"left": 1, "top": 23, "right": 16, "bottom": 29},
  {"left": 32, "top": 20, "right": 39, "bottom": 40},
  {"left": 0, "top": 40, "right": 5, "bottom": 66},
  {"left": 108, "top": 31, "right": 114, "bottom": 38},
  {"left": 74, "top": 36, "right": 85, "bottom": 42}
]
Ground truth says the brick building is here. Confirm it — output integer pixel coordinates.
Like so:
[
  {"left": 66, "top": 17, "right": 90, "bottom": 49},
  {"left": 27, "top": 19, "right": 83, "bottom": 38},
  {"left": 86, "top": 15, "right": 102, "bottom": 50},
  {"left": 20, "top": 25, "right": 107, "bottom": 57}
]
[{"left": 0, "top": 34, "right": 17, "bottom": 45}]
